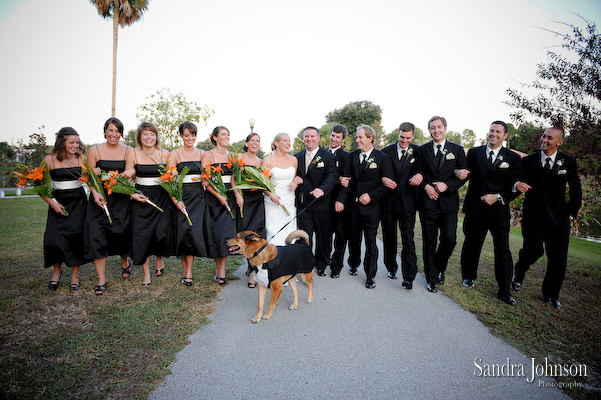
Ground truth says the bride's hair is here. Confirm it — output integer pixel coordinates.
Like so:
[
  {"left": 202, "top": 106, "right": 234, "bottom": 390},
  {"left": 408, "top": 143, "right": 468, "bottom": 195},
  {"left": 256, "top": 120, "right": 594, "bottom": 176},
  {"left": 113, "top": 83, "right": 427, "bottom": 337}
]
[{"left": 271, "top": 133, "right": 288, "bottom": 151}]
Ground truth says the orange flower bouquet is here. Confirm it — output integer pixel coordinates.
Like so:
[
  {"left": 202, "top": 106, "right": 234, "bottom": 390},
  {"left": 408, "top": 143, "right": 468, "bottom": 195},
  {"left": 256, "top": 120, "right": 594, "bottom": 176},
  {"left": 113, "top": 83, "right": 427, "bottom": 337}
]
[
  {"left": 13, "top": 162, "right": 68, "bottom": 216},
  {"left": 232, "top": 166, "right": 289, "bottom": 216},
  {"left": 79, "top": 156, "right": 112, "bottom": 223},
  {"left": 201, "top": 164, "right": 234, "bottom": 219},
  {"left": 226, "top": 153, "right": 246, "bottom": 217},
  {"left": 159, "top": 164, "right": 192, "bottom": 226},
  {"left": 102, "top": 171, "right": 164, "bottom": 212}
]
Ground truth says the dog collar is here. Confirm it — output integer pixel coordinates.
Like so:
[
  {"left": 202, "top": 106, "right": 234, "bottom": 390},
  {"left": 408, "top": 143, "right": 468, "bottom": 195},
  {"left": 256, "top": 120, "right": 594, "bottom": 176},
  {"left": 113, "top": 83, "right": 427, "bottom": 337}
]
[{"left": 249, "top": 243, "right": 268, "bottom": 261}]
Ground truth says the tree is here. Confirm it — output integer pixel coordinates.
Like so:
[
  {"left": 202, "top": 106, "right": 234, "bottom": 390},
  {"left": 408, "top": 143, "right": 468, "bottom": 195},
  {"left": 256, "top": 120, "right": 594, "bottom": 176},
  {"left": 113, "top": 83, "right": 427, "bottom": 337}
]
[
  {"left": 461, "top": 129, "right": 477, "bottom": 149},
  {"left": 506, "top": 122, "right": 543, "bottom": 153},
  {"left": 228, "top": 140, "right": 267, "bottom": 159},
  {"left": 124, "top": 129, "right": 136, "bottom": 147},
  {"left": 136, "top": 88, "right": 214, "bottom": 150},
  {"left": 506, "top": 16, "right": 601, "bottom": 181},
  {"left": 291, "top": 122, "right": 343, "bottom": 154},
  {"left": 446, "top": 130, "right": 461, "bottom": 145},
  {"left": 89, "top": 0, "right": 149, "bottom": 117},
  {"left": 325, "top": 100, "right": 384, "bottom": 150}
]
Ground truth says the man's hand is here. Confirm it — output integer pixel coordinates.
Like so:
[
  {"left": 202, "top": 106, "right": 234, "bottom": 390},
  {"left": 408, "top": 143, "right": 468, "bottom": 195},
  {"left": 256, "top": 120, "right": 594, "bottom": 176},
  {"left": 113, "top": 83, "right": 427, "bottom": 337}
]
[
  {"left": 425, "top": 184, "right": 439, "bottom": 200},
  {"left": 382, "top": 177, "right": 397, "bottom": 189},
  {"left": 409, "top": 173, "right": 423, "bottom": 186},
  {"left": 455, "top": 169, "right": 469, "bottom": 180},
  {"left": 293, "top": 176, "right": 303, "bottom": 185},
  {"left": 515, "top": 181, "right": 531, "bottom": 193},
  {"left": 310, "top": 188, "right": 325, "bottom": 198},
  {"left": 340, "top": 177, "right": 350, "bottom": 187},
  {"left": 359, "top": 193, "right": 371, "bottom": 205},
  {"left": 432, "top": 181, "right": 448, "bottom": 193},
  {"left": 480, "top": 194, "right": 498, "bottom": 205},
  {"left": 334, "top": 201, "right": 344, "bottom": 212}
]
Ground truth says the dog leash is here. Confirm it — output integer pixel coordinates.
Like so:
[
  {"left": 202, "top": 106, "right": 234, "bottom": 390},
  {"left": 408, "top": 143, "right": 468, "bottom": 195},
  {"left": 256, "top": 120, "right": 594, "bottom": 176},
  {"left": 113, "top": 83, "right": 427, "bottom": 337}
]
[{"left": 266, "top": 197, "right": 317, "bottom": 243}]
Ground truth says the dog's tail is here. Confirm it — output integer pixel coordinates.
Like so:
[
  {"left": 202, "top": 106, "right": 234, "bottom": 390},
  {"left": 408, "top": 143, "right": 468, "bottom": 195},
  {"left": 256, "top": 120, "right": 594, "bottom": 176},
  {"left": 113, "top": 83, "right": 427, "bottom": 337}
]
[{"left": 285, "top": 230, "right": 310, "bottom": 246}]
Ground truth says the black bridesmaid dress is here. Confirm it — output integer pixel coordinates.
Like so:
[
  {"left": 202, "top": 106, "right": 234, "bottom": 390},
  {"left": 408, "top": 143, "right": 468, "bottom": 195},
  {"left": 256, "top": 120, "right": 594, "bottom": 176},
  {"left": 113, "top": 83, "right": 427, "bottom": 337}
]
[
  {"left": 84, "top": 159, "right": 132, "bottom": 259},
  {"left": 204, "top": 163, "right": 237, "bottom": 258},
  {"left": 175, "top": 161, "right": 207, "bottom": 257},
  {"left": 130, "top": 164, "right": 175, "bottom": 265},
  {"left": 44, "top": 167, "right": 89, "bottom": 268},
  {"left": 236, "top": 165, "right": 266, "bottom": 233}
]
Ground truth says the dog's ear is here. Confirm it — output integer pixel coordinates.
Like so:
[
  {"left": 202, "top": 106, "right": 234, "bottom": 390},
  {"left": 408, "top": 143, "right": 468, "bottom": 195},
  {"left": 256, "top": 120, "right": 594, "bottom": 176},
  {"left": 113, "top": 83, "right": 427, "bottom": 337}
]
[
  {"left": 255, "top": 227, "right": 263, "bottom": 236},
  {"left": 242, "top": 231, "right": 262, "bottom": 242}
]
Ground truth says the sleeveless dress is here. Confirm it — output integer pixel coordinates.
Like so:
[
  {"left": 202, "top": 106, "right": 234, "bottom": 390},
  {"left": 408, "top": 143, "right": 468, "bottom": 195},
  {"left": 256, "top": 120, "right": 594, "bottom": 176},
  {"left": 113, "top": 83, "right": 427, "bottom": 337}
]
[
  {"left": 131, "top": 163, "right": 175, "bottom": 265},
  {"left": 175, "top": 160, "right": 207, "bottom": 257},
  {"left": 204, "top": 163, "right": 237, "bottom": 258},
  {"left": 84, "top": 148, "right": 132, "bottom": 259},
  {"left": 44, "top": 167, "right": 89, "bottom": 268},
  {"left": 236, "top": 165, "right": 266, "bottom": 233},
  {"left": 263, "top": 166, "right": 297, "bottom": 245}
]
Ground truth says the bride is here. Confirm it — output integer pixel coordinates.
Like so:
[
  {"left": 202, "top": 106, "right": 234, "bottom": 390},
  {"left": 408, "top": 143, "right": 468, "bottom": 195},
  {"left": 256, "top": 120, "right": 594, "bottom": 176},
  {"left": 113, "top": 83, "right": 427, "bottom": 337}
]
[{"left": 262, "top": 133, "right": 298, "bottom": 245}]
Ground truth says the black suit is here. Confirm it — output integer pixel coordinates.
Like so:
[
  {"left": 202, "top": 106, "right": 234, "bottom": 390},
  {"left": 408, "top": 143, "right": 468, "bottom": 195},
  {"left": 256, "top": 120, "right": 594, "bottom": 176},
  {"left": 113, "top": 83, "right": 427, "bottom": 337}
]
[
  {"left": 380, "top": 143, "right": 419, "bottom": 282},
  {"left": 295, "top": 147, "right": 339, "bottom": 272},
  {"left": 338, "top": 148, "right": 393, "bottom": 280},
  {"left": 460, "top": 146, "right": 524, "bottom": 297},
  {"left": 514, "top": 151, "right": 582, "bottom": 300},
  {"left": 329, "top": 147, "right": 351, "bottom": 275},
  {"left": 415, "top": 140, "right": 468, "bottom": 285}
]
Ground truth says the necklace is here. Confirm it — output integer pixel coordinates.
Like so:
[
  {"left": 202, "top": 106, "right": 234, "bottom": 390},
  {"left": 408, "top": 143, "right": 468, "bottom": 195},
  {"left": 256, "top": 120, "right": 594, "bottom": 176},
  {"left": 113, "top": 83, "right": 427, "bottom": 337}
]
[
  {"left": 213, "top": 148, "right": 228, "bottom": 159},
  {"left": 141, "top": 148, "right": 160, "bottom": 164},
  {"left": 244, "top": 153, "right": 259, "bottom": 165},
  {"left": 104, "top": 143, "right": 121, "bottom": 154},
  {"left": 181, "top": 147, "right": 197, "bottom": 158}
]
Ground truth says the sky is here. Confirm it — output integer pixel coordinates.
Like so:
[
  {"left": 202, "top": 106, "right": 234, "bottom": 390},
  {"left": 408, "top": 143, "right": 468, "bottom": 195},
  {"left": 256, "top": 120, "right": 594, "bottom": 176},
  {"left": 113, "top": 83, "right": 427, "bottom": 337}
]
[{"left": 0, "top": 0, "right": 600, "bottom": 151}]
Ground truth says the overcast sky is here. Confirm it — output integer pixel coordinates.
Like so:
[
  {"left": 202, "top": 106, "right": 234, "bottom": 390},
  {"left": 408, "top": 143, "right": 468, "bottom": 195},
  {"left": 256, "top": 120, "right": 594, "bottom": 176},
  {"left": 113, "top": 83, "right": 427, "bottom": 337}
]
[{"left": 0, "top": 0, "right": 600, "bottom": 151}]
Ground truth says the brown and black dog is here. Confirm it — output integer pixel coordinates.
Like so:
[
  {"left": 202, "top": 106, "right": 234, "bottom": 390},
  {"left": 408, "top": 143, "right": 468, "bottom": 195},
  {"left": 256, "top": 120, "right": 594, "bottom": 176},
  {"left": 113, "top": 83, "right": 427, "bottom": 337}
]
[{"left": 227, "top": 229, "right": 314, "bottom": 323}]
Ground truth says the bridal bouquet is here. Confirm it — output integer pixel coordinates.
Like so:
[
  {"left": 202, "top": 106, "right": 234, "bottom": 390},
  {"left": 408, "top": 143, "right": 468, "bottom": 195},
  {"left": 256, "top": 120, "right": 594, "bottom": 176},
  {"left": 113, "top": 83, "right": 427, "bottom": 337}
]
[
  {"left": 159, "top": 164, "right": 192, "bottom": 226},
  {"left": 201, "top": 164, "right": 234, "bottom": 219},
  {"left": 226, "top": 153, "right": 246, "bottom": 217},
  {"left": 14, "top": 162, "right": 68, "bottom": 216},
  {"left": 79, "top": 156, "right": 112, "bottom": 223},
  {"left": 232, "top": 166, "right": 289, "bottom": 217},
  {"left": 102, "top": 171, "right": 164, "bottom": 212}
]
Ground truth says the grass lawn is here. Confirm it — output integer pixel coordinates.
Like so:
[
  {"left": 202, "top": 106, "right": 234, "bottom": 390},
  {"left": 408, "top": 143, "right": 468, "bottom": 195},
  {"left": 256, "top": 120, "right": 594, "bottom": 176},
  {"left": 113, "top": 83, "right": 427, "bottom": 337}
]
[
  {"left": 391, "top": 214, "right": 601, "bottom": 399},
  {"left": 0, "top": 198, "right": 242, "bottom": 399}
]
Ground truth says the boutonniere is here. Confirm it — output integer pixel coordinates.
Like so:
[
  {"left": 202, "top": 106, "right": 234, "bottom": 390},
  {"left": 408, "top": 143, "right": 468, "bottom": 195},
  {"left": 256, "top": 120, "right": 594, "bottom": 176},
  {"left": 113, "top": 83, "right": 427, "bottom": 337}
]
[
  {"left": 407, "top": 148, "right": 414, "bottom": 156},
  {"left": 497, "top": 154, "right": 504, "bottom": 162},
  {"left": 557, "top": 159, "right": 564, "bottom": 167},
  {"left": 311, "top": 155, "right": 322, "bottom": 165},
  {"left": 499, "top": 162, "right": 509, "bottom": 169}
]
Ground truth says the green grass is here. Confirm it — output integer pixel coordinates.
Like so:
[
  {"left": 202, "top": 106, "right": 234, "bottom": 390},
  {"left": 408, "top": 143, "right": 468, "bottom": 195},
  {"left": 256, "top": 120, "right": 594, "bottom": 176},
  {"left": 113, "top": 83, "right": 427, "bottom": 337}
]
[
  {"left": 390, "top": 215, "right": 601, "bottom": 399},
  {"left": 0, "top": 198, "right": 242, "bottom": 399}
]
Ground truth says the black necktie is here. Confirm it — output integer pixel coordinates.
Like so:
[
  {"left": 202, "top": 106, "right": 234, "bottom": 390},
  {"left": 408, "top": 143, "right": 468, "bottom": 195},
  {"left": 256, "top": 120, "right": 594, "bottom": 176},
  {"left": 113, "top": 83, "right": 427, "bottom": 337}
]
[
  {"left": 436, "top": 144, "right": 442, "bottom": 164},
  {"left": 359, "top": 153, "right": 367, "bottom": 172},
  {"left": 543, "top": 157, "right": 551, "bottom": 176},
  {"left": 401, "top": 149, "right": 406, "bottom": 160},
  {"left": 488, "top": 150, "right": 494, "bottom": 165}
]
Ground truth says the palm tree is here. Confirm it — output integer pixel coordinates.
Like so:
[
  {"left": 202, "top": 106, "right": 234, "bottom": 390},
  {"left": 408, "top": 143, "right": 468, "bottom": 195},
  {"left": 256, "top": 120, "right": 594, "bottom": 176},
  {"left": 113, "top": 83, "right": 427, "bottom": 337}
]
[{"left": 89, "top": 0, "right": 149, "bottom": 117}]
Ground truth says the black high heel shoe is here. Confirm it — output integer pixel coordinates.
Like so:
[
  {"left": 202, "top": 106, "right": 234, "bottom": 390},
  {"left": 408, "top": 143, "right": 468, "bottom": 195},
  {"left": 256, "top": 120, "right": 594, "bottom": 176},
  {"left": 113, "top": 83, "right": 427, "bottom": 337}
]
[{"left": 48, "top": 271, "right": 62, "bottom": 291}]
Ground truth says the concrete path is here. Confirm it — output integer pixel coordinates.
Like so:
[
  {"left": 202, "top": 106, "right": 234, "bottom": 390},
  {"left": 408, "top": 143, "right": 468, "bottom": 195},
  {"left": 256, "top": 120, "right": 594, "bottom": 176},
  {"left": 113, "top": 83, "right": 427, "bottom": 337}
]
[{"left": 150, "top": 240, "right": 570, "bottom": 400}]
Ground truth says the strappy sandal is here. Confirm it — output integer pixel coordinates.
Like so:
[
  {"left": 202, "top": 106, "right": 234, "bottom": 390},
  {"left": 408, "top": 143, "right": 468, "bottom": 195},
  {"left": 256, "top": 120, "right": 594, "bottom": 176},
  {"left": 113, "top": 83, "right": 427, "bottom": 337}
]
[
  {"left": 217, "top": 276, "right": 227, "bottom": 285},
  {"left": 248, "top": 282, "right": 256, "bottom": 288},
  {"left": 48, "top": 271, "right": 62, "bottom": 291},
  {"left": 70, "top": 283, "right": 81, "bottom": 291},
  {"left": 122, "top": 265, "right": 132, "bottom": 279},
  {"left": 142, "top": 282, "right": 152, "bottom": 286},
  {"left": 155, "top": 268, "right": 164, "bottom": 277},
  {"left": 182, "top": 277, "right": 194, "bottom": 286},
  {"left": 94, "top": 283, "right": 107, "bottom": 295}
]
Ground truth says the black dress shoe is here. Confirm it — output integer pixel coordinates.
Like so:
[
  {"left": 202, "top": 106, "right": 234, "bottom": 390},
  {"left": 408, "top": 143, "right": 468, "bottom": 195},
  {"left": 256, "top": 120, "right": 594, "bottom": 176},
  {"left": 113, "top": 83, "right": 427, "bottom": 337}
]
[
  {"left": 499, "top": 296, "right": 517, "bottom": 305},
  {"left": 427, "top": 283, "right": 438, "bottom": 293},
  {"left": 546, "top": 297, "right": 562, "bottom": 308},
  {"left": 366, "top": 279, "right": 376, "bottom": 289},
  {"left": 330, "top": 272, "right": 340, "bottom": 279},
  {"left": 316, "top": 269, "right": 326, "bottom": 277},
  {"left": 387, "top": 271, "right": 398, "bottom": 279},
  {"left": 511, "top": 281, "right": 521, "bottom": 291},
  {"left": 349, "top": 268, "right": 358, "bottom": 276},
  {"left": 401, "top": 280, "right": 413, "bottom": 290},
  {"left": 463, "top": 279, "right": 475, "bottom": 288},
  {"left": 438, "top": 272, "right": 445, "bottom": 284}
]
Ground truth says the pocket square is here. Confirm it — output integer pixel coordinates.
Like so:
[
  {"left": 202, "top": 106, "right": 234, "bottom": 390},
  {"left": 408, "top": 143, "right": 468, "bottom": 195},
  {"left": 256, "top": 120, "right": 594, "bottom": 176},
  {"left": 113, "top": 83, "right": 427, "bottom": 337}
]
[
  {"left": 499, "top": 162, "right": 509, "bottom": 169},
  {"left": 409, "top": 158, "right": 415, "bottom": 164},
  {"left": 369, "top": 163, "right": 378, "bottom": 169},
  {"left": 557, "top": 169, "right": 567, "bottom": 175},
  {"left": 317, "top": 162, "right": 324, "bottom": 168},
  {"left": 445, "top": 153, "right": 456, "bottom": 160}
]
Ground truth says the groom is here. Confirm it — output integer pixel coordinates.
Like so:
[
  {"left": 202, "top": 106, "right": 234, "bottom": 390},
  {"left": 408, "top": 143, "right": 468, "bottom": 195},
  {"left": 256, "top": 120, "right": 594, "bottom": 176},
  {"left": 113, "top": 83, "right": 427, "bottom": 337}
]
[{"left": 293, "top": 126, "right": 339, "bottom": 276}]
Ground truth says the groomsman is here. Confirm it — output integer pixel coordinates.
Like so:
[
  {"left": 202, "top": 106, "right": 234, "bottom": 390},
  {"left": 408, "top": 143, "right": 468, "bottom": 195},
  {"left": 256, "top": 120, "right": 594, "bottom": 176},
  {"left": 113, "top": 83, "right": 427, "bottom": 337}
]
[
  {"left": 338, "top": 125, "right": 393, "bottom": 288},
  {"left": 293, "top": 126, "right": 339, "bottom": 276},
  {"left": 380, "top": 122, "right": 421, "bottom": 289},
  {"left": 460, "top": 121, "right": 524, "bottom": 305},
  {"left": 513, "top": 127, "right": 582, "bottom": 308},
  {"left": 328, "top": 124, "right": 352, "bottom": 278},
  {"left": 415, "top": 116, "right": 468, "bottom": 293}
]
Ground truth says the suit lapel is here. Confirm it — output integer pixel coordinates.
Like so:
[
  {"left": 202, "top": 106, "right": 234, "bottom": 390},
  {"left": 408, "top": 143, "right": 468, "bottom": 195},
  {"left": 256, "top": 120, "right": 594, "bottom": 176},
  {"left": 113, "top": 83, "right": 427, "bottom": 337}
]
[
  {"left": 426, "top": 141, "right": 437, "bottom": 169},
  {"left": 437, "top": 143, "right": 447, "bottom": 170},
  {"left": 298, "top": 149, "right": 307, "bottom": 176},
  {"left": 477, "top": 146, "right": 487, "bottom": 175}
]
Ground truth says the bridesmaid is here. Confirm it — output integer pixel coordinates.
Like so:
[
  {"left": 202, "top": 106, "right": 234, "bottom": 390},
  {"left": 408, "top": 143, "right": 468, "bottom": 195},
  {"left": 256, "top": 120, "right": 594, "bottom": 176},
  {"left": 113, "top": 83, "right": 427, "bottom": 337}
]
[
  {"left": 41, "top": 127, "right": 89, "bottom": 291},
  {"left": 236, "top": 133, "right": 265, "bottom": 288},
  {"left": 201, "top": 126, "right": 237, "bottom": 285},
  {"left": 166, "top": 121, "right": 206, "bottom": 286},
  {"left": 85, "top": 117, "right": 133, "bottom": 295},
  {"left": 125, "top": 122, "right": 173, "bottom": 286}
]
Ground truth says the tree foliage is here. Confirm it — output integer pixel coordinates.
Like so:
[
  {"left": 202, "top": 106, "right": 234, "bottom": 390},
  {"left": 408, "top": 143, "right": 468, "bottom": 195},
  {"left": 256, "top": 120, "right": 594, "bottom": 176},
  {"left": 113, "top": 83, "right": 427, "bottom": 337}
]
[
  {"left": 136, "top": 88, "right": 214, "bottom": 150},
  {"left": 461, "top": 129, "right": 477, "bottom": 149},
  {"left": 506, "top": 122, "right": 544, "bottom": 154},
  {"left": 325, "top": 100, "right": 384, "bottom": 150},
  {"left": 506, "top": 16, "right": 601, "bottom": 181}
]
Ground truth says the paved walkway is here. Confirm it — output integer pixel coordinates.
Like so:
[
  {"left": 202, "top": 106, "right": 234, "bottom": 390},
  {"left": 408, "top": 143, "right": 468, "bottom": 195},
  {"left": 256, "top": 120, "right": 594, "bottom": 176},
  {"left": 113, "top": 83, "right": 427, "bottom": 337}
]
[{"left": 150, "top": 240, "right": 570, "bottom": 400}]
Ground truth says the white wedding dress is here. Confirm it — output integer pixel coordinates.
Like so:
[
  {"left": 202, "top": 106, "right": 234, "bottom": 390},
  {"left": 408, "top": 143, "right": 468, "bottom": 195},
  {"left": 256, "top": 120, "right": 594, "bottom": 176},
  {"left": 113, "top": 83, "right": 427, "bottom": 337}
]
[{"left": 264, "top": 166, "right": 297, "bottom": 245}]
